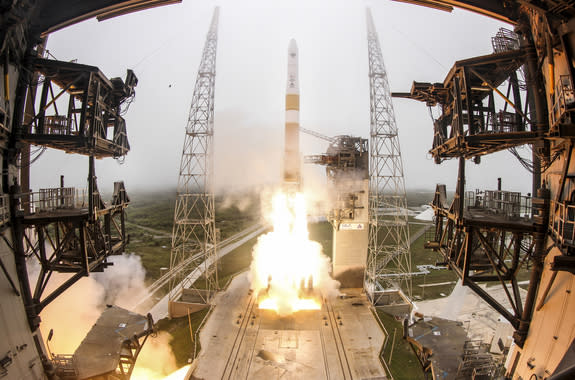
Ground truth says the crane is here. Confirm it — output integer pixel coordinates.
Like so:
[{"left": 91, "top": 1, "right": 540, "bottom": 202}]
[{"left": 299, "top": 126, "right": 336, "bottom": 143}]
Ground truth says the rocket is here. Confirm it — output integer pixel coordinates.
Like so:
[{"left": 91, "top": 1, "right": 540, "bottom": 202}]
[{"left": 284, "top": 39, "right": 301, "bottom": 190}]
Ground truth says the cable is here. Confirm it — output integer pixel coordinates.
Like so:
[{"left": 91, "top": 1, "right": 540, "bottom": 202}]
[
  {"left": 389, "top": 24, "right": 448, "bottom": 71},
  {"left": 508, "top": 146, "right": 560, "bottom": 174},
  {"left": 16, "top": 146, "right": 46, "bottom": 168},
  {"left": 119, "top": 93, "right": 135, "bottom": 116}
]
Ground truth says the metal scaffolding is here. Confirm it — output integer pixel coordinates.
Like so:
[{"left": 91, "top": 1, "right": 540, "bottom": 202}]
[
  {"left": 365, "top": 8, "right": 412, "bottom": 302},
  {"left": 168, "top": 7, "right": 219, "bottom": 314}
]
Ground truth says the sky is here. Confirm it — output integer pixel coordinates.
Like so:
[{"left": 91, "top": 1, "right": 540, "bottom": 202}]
[{"left": 30, "top": 0, "right": 534, "bottom": 196}]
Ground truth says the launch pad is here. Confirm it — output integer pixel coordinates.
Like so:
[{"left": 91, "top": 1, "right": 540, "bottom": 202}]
[{"left": 191, "top": 272, "right": 387, "bottom": 379}]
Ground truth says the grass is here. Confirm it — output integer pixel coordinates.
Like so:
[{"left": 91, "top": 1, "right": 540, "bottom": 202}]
[
  {"left": 126, "top": 243, "right": 172, "bottom": 282},
  {"left": 376, "top": 309, "right": 425, "bottom": 380},
  {"left": 156, "top": 308, "right": 210, "bottom": 367},
  {"left": 130, "top": 187, "right": 537, "bottom": 380},
  {"left": 128, "top": 188, "right": 444, "bottom": 377},
  {"left": 124, "top": 189, "right": 261, "bottom": 283},
  {"left": 309, "top": 221, "right": 333, "bottom": 259},
  {"left": 409, "top": 222, "right": 459, "bottom": 300},
  {"left": 193, "top": 235, "right": 260, "bottom": 290}
]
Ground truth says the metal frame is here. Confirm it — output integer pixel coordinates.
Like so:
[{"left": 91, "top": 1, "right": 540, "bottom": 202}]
[
  {"left": 393, "top": 48, "right": 538, "bottom": 162},
  {"left": 168, "top": 8, "right": 219, "bottom": 309},
  {"left": 10, "top": 176, "right": 129, "bottom": 329},
  {"left": 365, "top": 8, "right": 412, "bottom": 302},
  {"left": 21, "top": 58, "right": 135, "bottom": 158},
  {"left": 428, "top": 181, "right": 537, "bottom": 329},
  {"left": 305, "top": 135, "right": 368, "bottom": 227}
]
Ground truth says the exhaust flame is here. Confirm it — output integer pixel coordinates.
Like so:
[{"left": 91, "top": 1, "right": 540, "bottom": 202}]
[
  {"left": 132, "top": 364, "right": 190, "bottom": 380},
  {"left": 250, "top": 191, "right": 339, "bottom": 315}
]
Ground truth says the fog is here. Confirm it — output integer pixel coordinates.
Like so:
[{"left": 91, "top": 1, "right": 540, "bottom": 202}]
[{"left": 30, "top": 0, "right": 532, "bottom": 196}]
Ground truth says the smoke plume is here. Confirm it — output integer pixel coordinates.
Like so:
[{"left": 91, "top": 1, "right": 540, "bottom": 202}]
[
  {"left": 34, "top": 253, "right": 179, "bottom": 378},
  {"left": 249, "top": 190, "right": 340, "bottom": 316}
]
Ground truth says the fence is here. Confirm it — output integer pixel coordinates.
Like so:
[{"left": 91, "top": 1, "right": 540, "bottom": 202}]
[
  {"left": 18, "top": 187, "right": 90, "bottom": 214},
  {"left": 549, "top": 200, "right": 575, "bottom": 248},
  {"left": 0, "top": 194, "right": 9, "bottom": 226},
  {"left": 551, "top": 75, "right": 575, "bottom": 129},
  {"left": 465, "top": 190, "right": 532, "bottom": 219}
]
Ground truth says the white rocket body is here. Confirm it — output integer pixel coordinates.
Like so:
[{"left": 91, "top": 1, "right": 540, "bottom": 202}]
[{"left": 284, "top": 39, "right": 300, "bottom": 190}]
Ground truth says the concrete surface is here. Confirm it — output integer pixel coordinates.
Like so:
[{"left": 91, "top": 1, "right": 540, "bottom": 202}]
[
  {"left": 192, "top": 272, "right": 387, "bottom": 379},
  {"left": 413, "top": 282, "right": 526, "bottom": 344},
  {"left": 409, "top": 316, "right": 467, "bottom": 380}
]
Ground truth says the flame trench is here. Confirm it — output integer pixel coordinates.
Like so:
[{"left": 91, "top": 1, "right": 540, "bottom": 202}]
[{"left": 251, "top": 191, "right": 338, "bottom": 315}]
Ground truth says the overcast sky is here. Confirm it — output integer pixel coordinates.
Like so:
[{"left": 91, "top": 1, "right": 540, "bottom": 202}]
[{"left": 30, "top": 0, "right": 533, "bottom": 196}]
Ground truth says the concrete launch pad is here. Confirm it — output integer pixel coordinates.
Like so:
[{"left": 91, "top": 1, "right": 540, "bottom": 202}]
[{"left": 191, "top": 272, "right": 387, "bottom": 379}]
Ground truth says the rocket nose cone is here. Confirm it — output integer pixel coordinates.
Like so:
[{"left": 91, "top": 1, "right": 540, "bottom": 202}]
[{"left": 289, "top": 39, "right": 298, "bottom": 54}]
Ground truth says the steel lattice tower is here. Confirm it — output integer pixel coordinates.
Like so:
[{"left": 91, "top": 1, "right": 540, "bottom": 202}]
[
  {"left": 168, "top": 8, "right": 219, "bottom": 310},
  {"left": 365, "top": 8, "right": 412, "bottom": 302}
]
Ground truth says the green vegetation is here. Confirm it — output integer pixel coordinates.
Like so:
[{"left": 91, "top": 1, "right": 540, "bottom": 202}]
[
  {"left": 127, "top": 188, "right": 448, "bottom": 377},
  {"left": 409, "top": 221, "right": 459, "bottom": 300},
  {"left": 376, "top": 309, "right": 425, "bottom": 380},
  {"left": 156, "top": 308, "right": 210, "bottom": 367},
  {"left": 125, "top": 190, "right": 260, "bottom": 283},
  {"left": 309, "top": 221, "right": 333, "bottom": 259}
]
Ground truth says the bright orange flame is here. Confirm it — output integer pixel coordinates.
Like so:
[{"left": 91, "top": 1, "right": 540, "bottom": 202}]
[
  {"left": 251, "top": 191, "right": 334, "bottom": 315},
  {"left": 131, "top": 365, "right": 190, "bottom": 380},
  {"left": 163, "top": 365, "right": 191, "bottom": 380}
]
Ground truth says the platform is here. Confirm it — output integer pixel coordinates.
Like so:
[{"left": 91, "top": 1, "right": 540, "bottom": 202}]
[
  {"left": 192, "top": 272, "right": 387, "bottom": 379},
  {"left": 72, "top": 305, "right": 151, "bottom": 379}
]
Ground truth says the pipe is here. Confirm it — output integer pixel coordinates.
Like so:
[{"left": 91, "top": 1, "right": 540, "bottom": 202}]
[
  {"left": 548, "top": 363, "right": 575, "bottom": 380},
  {"left": 514, "top": 187, "right": 549, "bottom": 347}
]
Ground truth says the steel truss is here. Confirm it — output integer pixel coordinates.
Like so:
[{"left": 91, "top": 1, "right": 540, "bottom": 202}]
[
  {"left": 168, "top": 7, "right": 219, "bottom": 312},
  {"left": 22, "top": 58, "right": 136, "bottom": 158},
  {"left": 393, "top": 44, "right": 538, "bottom": 163},
  {"left": 365, "top": 8, "right": 412, "bottom": 302},
  {"left": 427, "top": 154, "right": 549, "bottom": 346},
  {"left": 10, "top": 161, "right": 129, "bottom": 330},
  {"left": 428, "top": 180, "right": 540, "bottom": 329}
]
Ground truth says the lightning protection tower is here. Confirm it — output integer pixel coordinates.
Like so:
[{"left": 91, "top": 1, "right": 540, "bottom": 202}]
[
  {"left": 168, "top": 7, "right": 219, "bottom": 317},
  {"left": 365, "top": 8, "right": 412, "bottom": 303}
]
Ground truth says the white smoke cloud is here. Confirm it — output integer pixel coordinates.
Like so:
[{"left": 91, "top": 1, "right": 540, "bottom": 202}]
[
  {"left": 92, "top": 253, "right": 148, "bottom": 308},
  {"left": 34, "top": 253, "right": 178, "bottom": 377},
  {"left": 219, "top": 191, "right": 256, "bottom": 213},
  {"left": 131, "top": 332, "right": 178, "bottom": 379}
]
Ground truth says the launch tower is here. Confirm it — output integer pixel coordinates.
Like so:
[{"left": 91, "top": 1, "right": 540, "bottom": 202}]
[
  {"left": 305, "top": 135, "right": 369, "bottom": 288},
  {"left": 365, "top": 8, "right": 412, "bottom": 302},
  {"left": 168, "top": 8, "right": 219, "bottom": 317}
]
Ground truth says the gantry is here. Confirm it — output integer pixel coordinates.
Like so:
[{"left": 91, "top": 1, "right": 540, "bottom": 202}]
[{"left": 168, "top": 7, "right": 220, "bottom": 318}]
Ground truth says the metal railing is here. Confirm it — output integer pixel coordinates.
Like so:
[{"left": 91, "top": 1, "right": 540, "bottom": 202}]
[
  {"left": 0, "top": 194, "right": 9, "bottom": 226},
  {"left": 486, "top": 110, "right": 524, "bottom": 133},
  {"left": 51, "top": 354, "right": 78, "bottom": 378},
  {"left": 43, "top": 115, "right": 77, "bottom": 135},
  {"left": 549, "top": 200, "right": 575, "bottom": 248},
  {"left": 465, "top": 190, "right": 532, "bottom": 219},
  {"left": 551, "top": 75, "right": 575, "bottom": 128},
  {"left": 17, "top": 188, "right": 89, "bottom": 215}
]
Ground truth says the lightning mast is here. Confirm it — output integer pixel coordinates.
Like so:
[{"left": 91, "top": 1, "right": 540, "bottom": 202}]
[
  {"left": 365, "top": 8, "right": 412, "bottom": 302},
  {"left": 168, "top": 7, "right": 219, "bottom": 315}
]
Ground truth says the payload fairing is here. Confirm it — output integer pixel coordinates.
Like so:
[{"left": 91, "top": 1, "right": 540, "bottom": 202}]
[{"left": 284, "top": 39, "right": 301, "bottom": 190}]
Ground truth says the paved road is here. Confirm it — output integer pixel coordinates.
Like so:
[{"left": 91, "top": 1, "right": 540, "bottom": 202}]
[
  {"left": 193, "top": 273, "right": 387, "bottom": 380},
  {"left": 126, "top": 222, "right": 172, "bottom": 238},
  {"left": 410, "top": 222, "right": 432, "bottom": 244}
]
